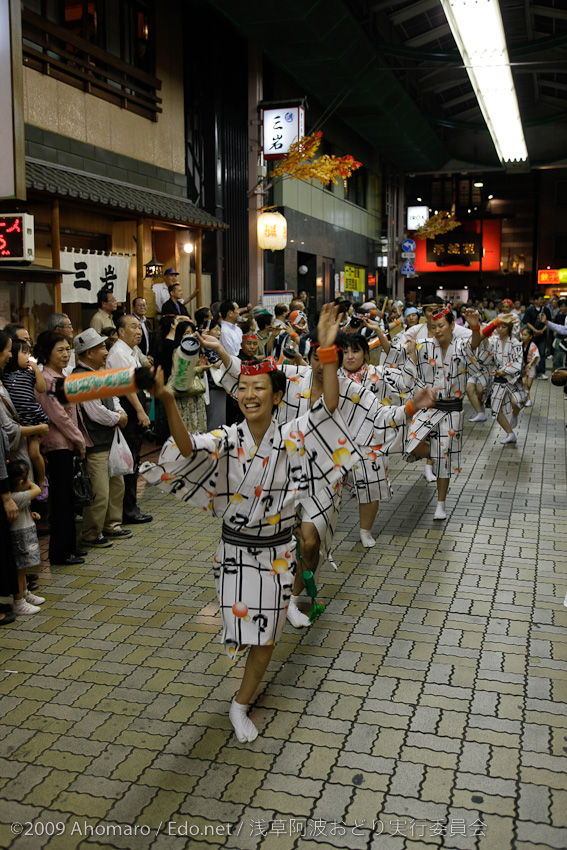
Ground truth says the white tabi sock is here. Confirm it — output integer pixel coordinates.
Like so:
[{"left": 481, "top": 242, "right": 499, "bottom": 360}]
[
  {"left": 229, "top": 699, "right": 258, "bottom": 743},
  {"left": 360, "top": 529, "right": 376, "bottom": 548},
  {"left": 500, "top": 431, "right": 517, "bottom": 444},
  {"left": 287, "top": 596, "right": 311, "bottom": 628},
  {"left": 424, "top": 463, "right": 436, "bottom": 483},
  {"left": 433, "top": 501, "right": 447, "bottom": 520},
  {"left": 469, "top": 411, "right": 486, "bottom": 422}
]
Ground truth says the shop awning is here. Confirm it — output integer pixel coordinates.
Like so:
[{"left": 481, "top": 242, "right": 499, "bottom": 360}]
[{"left": 26, "top": 159, "right": 229, "bottom": 230}]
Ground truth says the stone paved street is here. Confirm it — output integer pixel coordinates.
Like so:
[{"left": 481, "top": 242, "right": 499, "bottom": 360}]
[{"left": 1, "top": 378, "right": 566, "bottom": 850}]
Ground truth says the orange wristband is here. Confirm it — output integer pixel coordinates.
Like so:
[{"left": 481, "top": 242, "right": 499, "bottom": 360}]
[
  {"left": 318, "top": 345, "right": 338, "bottom": 363},
  {"left": 405, "top": 399, "right": 417, "bottom": 417},
  {"left": 468, "top": 324, "right": 480, "bottom": 332},
  {"left": 290, "top": 332, "right": 299, "bottom": 340}
]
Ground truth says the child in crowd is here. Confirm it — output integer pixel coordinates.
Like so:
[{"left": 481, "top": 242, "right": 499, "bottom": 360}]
[
  {"left": 2, "top": 339, "right": 49, "bottom": 498},
  {"left": 7, "top": 460, "right": 46, "bottom": 615},
  {"left": 521, "top": 327, "right": 540, "bottom": 407}
]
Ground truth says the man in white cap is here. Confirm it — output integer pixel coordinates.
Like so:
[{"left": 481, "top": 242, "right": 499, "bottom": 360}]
[{"left": 73, "top": 328, "right": 132, "bottom": 548}]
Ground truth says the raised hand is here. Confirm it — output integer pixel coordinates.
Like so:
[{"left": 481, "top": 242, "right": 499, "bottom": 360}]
[
  {"left": 197, "top": 332, "right": 222, "bottom": 351},
  {"left": 499, "top": 312, "right": 518, "bottom": 327},
  {"left": 464, "top": 308, "right": 480, "bottom": 327},
  {"left": 317, "top": 303, "right": 341, "bottom": 349}
]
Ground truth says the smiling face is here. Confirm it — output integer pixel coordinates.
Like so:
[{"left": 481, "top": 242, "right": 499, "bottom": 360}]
[
  {"left": 343, "top": 345, "right": 365, "bottom": 372},
  {"left": 120, "top": 317, "right": 142, "bottom": 349},
  {"left": 0, "top": 337, "right": 12, "bottom": 370},
  {"left": 83, "top": 342, "right": 108, "bottom": 370},
  {"left": 47, "top": 338, "right": 71, "bottom": 373},
  {"left": 237, "top": 372, "right": 282, "bottom": 424}
]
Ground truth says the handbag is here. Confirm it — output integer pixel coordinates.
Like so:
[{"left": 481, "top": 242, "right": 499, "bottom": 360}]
[
  {"left": 72, "top": 457, "right": 95, "bottom": 509},
  {"left": 108, "top": 428, "right": 134, "bottom": 477}
]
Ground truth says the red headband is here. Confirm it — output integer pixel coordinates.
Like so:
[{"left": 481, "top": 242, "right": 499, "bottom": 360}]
[
  {"left": 240, "top": 356, "right": 278, "bottom": 376},
  {"left": 501, "top": 299, "right": 513, "bottom": 307},
  {"left": 242, "top": 334, "right": 258, "bottom": 340},
  {"left": 431, "top": 306, "right": 451, "bottom": 321}
]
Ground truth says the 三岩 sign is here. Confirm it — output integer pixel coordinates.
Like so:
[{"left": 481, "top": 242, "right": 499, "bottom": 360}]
[
  {"left": 60, "top": 249, "right": 131, "bottom": 304},
  {"left": 263, "top": 107, "right": 305, "bottom": 161}
]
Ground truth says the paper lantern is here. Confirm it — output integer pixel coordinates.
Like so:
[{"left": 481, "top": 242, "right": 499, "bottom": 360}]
[
  {"left": 559, "top": 268, "right": 567, "bottom": 284},
  {"left": 257, "top": 211, "right": 287, "bottom": 251}
]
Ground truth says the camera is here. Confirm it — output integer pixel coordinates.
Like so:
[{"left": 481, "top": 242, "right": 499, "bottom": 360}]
[
  {"left": 283, "top": 345, "right": 297, "bottom": 359},
  {"left": 140, "top": 425, "right": 157, "bottom": 443},
  {"left": 350, "top": 313, "right": 366, "bottom": 329}
]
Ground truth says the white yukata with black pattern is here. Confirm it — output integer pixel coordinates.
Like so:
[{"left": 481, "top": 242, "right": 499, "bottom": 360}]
[
  {"left": 220, "top": 357, "right": 406, "bottom": 555},
  {"left": 404, "top": 336, "right": 480, "bottom": 479},
  {"left": 142, "top": 400, "right": 358, "bottom": 658},
  {"left": 483, "top": 335, "right": 527, "bottom": 418},
  {"left": 338, "top": 360, "right": 416, "bottom": 502}
]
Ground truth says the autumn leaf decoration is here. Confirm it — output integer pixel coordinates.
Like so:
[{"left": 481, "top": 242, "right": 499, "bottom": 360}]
[
  {"left": 416, "top": 211, "right": 461, "bottom": 240},
  {"left": 269, "top": 131, "right": 362, "bottom": 187}
]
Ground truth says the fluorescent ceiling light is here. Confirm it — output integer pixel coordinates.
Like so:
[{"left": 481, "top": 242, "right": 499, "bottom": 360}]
[{"left": 440, "top": 0, "right": 528, "bottom": 165}]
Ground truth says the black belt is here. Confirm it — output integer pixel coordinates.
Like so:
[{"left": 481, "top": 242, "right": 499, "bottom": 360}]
[
  {"left": 221, "top": 524, "right": 293, "bottom": 549},
  {"left": 493, "top": 375, "right": 507, "bottom": 384},
  {"left": 434, "top": 398, "right": 463, "bottom": 413}
]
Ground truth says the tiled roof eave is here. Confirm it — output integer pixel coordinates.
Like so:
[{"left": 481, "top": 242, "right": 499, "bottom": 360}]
[{"left": 25, "top": 159, "right": 229, "bottom": 231}]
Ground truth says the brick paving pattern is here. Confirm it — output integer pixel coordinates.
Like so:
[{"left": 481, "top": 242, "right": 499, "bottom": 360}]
[{"left": 0, "top": 378, "right": 565, "bottom": 850}]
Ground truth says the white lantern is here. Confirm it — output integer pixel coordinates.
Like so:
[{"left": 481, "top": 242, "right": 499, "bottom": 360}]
[{"left": 257, "top": 211, "right": 287, "bottom": 251}]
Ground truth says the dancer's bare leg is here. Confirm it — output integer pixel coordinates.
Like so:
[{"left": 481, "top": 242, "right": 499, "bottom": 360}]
[
  {"left": 287, "top": 521, "right": 319, "bottom": 627},
  {"left": 359, "top": 500, "right": 379, "bottom": 547}
]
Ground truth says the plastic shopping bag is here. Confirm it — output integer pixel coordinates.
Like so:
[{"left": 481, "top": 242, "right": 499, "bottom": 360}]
[{"left": 109, "top": 428, "right": 134, "bottom": 476}]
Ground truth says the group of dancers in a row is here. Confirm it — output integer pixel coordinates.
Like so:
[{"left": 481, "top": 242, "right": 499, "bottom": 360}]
[{"left": 143, "top": 300, "right": 519, "bottom": 743}]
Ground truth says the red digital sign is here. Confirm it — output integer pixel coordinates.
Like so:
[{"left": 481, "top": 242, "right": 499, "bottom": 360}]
[{"left": 0, "top": 214, "right": 34, "bottom": 262}]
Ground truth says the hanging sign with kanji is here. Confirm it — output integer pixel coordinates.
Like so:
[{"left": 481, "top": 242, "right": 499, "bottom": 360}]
[
  {"left": 262, "top": 107, "right": 305, "bottom": 161},
  {"left": 59, "top": 249, "right": 131, "bottom": 304}
]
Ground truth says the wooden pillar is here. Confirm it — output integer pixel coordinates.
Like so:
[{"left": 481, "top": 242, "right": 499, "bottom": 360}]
[
  {"left": 51, "top": 199, "right": 62, "bottom": 312},
  {"left": 195, "top": 228, "right": 202, "bottom": 309},
  {"left": 136, "top": 218, "right": 145, "bottom": 297}
]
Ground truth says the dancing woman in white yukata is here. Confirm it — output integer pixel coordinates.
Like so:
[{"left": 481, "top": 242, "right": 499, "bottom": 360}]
[
  {"left": 144, "top": 305, "right": 438, "bottom": 744},
  {"left": 404, "top": 306, "right": 516, "bottom": 520}
]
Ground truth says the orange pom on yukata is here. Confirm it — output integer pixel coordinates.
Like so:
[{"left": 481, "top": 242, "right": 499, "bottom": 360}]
[
  {"left": 448, "top": 428, "right": 456, "bottom": 437},
  {"left": 381, "top": 397, "right": 392, "bottom": 406},
  {"left": 266, "top": 513, "right": 281, "bottom": 525},
  {"left": 272, "top": 559, "right": 289, "bottom": 574},
  {"left": 238, "top": 447, "right": 246, "bottom": 463},
  {"left": 160, "top": 472, "right": 175, "bottom": 482},
  {"left": 350, "top": 392, "right": 360, "bottom": 404},
  {"left": 230, "top": 493, "right": 243, "bottom": 505},
  {"left": 332, "top": 447, "right": 351, "bottom": 467},
  {"left": 232, "top": 602, "right": 248, "bottom": 618},
  {"left": 254, "top": 485, "right": 263, "bottom": 498},
  {"left": 284, "top": 440, "right": 297, "bottom": 456}
]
